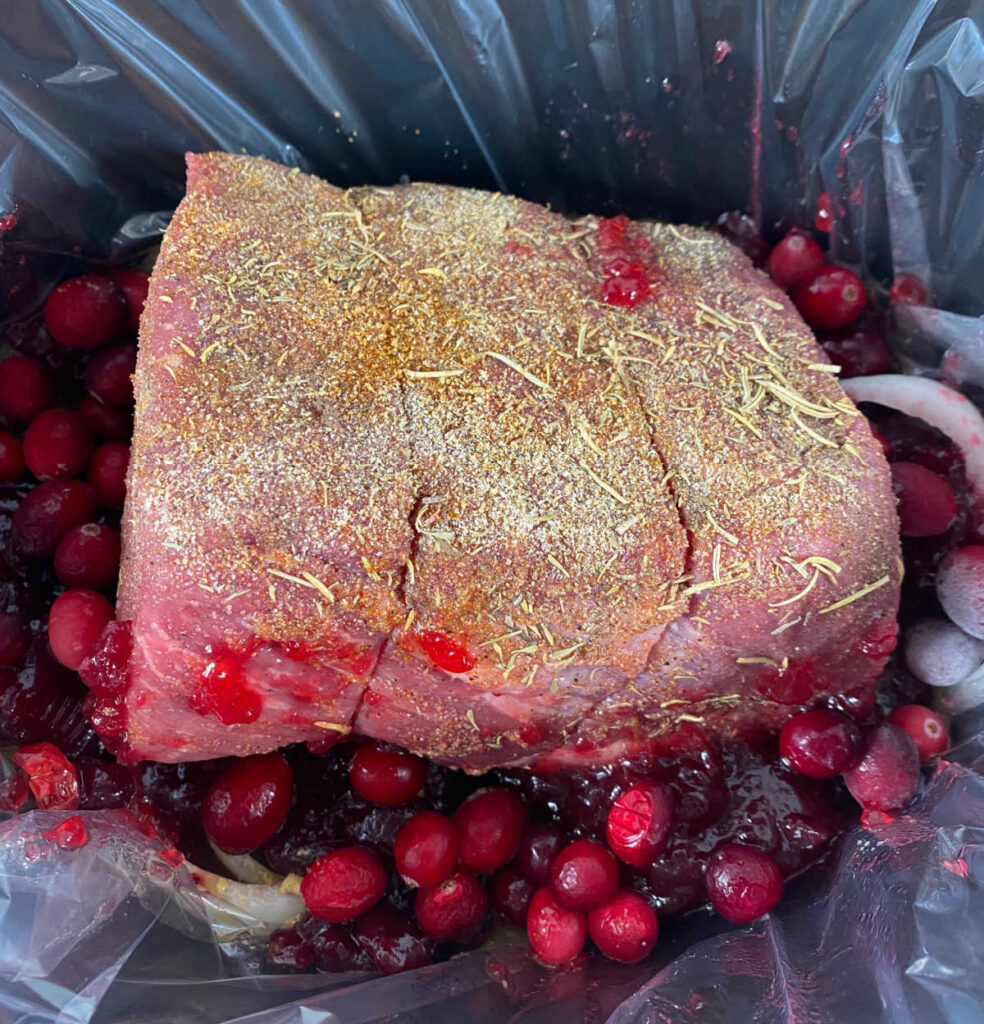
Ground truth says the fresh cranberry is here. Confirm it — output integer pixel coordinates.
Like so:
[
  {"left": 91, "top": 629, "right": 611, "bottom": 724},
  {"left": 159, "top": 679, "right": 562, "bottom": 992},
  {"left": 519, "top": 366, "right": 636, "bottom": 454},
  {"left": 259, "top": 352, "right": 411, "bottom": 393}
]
[
  {"left": 0, "top": 431, "right": 25, "bottom": 483},
  {"left": 704, "top": 843, "right": 783, "bottom": 924},
  {"left": 453, "top": 787, "right": 526, "bottom": 873},
  {"left": 301, "top": 847, "right": 387, "bottom": 922},
  {"left": 526, "top": 886, "right": 587, "bottom": 966},
  {"left": 300, "top": 918, "right": 372, "bottom": 972},
  {"left": 88, "top": 441, "right": 129, "bottom": 508},
  {"left": 714, "top": 211, "right": 770, "bottom": 267},
  {"left": 819, "top": 327, "right": 890, "bottom": 378},
  {"left": 45, "top": 275, "right": 128, "bottom": 349},
  {"left": 890, "top": 462, "right": 957, "bottom": 536},
  {"left": 518, "top": 823, "right": 566, "bottom": 885},
  {"left": 890, "top": 273, "right": 928, "bottom": 306},
  {"left": 794, "top": 266, "right": 867, "bottom": 329},
  {"left": 490, "top": 861, "right": 534, "bottom": 925},
  {"left": 350, "top": 742, "right": 425, "bottom": 805},
  {"left": 354, "top": 904, "right": 434, "bottom": 975},
  {"left": 418, "top": 630, "right": 475, "bottom": 673},
  {"left": 42, "top": 815, "right": 88, "bottom": 850},
  {"left": 588, "top": 890, "right": 659, "bottom": 964},
  {"left": 843, "top": 724, "right": 920, "bottom": 812},
  {"left": 414, "top": 869, "right": 487, "bottom": 941},
  {"left": 77, "top": 757, "right": 135, "bottom": 809},
  {"left": 0, "top": 355, "right": 52, "bottom": 426},
  {"left": 887, "top": 705, "right": 949, "bottom": 762},
  {"left": 394, "top": 810, "right": 458, "bottom": 887},
  {"left": 48, "top": 589, "right": 114, "bottom": 670},
  {"left": 266, "top": 927, "right": 312, "bottom": 970},
  {"left": 54, "top": 523, "right": 121, "bottom": 590},
  {"left": 606, "top": 781, "right": 675, "bottom": 867},
  {"left": 108, "top": 268, "right": 149, "bottom": 334},
  {"left": 0, "top": 612, "right": 30, "bottom": 666},
  {"left": 779, "top": 708, "right": 863, "bottom": 778},
  {"left": 549, "top": 838, "right": 619, "bottom": 911},
  {"left": 13, "top": 741, "right": 79, "bottom": 810},
  {"left": 767, "top": 230, "right": 824, "bottom": 290},
  {"left": 201, "top": 752, "right": 293, "bottom": 854},
  {"left": 815, "top": 192, "right": 832, "bottom": 232},
  {"left": 78, "top": 396, "right": 132, "bottom": 441},
  {"left": 84, "top": 343, "right": 137, "bottom": 407},
  {"left": 937, "top": 546, "right": 984, "bottom": 639},
  {"left": 11, "top": 479, "right": 97, "bottom": 556},
  {"left": 23, "top": 409, "right": 94, "bottom": 481}
]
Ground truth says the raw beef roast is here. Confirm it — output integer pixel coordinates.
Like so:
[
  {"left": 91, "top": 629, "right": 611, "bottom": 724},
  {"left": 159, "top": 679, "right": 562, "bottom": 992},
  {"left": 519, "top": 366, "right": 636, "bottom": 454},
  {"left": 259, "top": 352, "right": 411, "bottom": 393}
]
[{"left": 82, "top": 153, "right": 901, "bottom": 769}]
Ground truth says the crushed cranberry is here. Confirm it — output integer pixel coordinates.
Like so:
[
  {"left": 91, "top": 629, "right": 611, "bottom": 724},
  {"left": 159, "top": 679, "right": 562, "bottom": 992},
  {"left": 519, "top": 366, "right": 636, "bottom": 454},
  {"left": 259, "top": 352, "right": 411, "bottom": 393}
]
[
  {"left": 414, "top": 869, "right": 487, "bottom": 941},
  {"left": 779, "top": 708, "right": 863, "bottom": 778},
  {"left": 606, "top": 781, "right": 675, "bottom": 866},
  {"left": 601, "top": 269, "right": 651, "bottom": 307},
  {"left": 301, "top": 846, "right": 387, "bottom": 922},
  {"left": 704, "top": 843, "right": 783, "bottom": 924},
  {"left": 490, "top": 861, "right": 534, "bottom": 925},
  {"left": 0, "top": 431, "right": 25, "bottom": 483},
  {"left": 0, "top": 612, "right": 30, "bottom": 667},
  {"left": 843, "top": 724, "right": 920, "bottom": 812},
  {"left": 890, "top": 462, "right": 957, "bottom": 537},
  {"left": 78, "top": 619, "right": 132, "bottom": 695},
  {"left": 597, "top": 215, "right": 630, "bottom": 250},
  {"left": 78, "top": 397, "right": 132, "bottom": 441},
  {"left": 767, "top": 230, "right": 824, "bottom": 290},
  {"left": 54, "top": 522, "right": 121, "bottom": 590},
  {"left": 887, "top": 705, "right": 949, "bottom": 762},
  {"left": 0, "top": 774, "right": 29, "bottom": 811},
  {"left": 453, "top": 787, "right": 526, "bottom": 873},
  {"left": 23, "top": 408, "right": 94, "bottom": 481},
  {"left": 189, "top": 650, "right": 263, "bottom": 725},
  {"left": 890, "top": 273, "right": 928, "bottom": 307},
  {"left": 45, "top": 274, "right": 128, "bottom": 349},
  {"left": 0, "top": 355, "right": 53, "bottom": 426},
  {"left": 13, "top": 741, "right": 79, "bottom": 810},
  {"left": 815, "top": 192, "right": 832, "bottom": 232},
  {"left": 549, "top": 838, "right": 619, "bottom": 911},
  {"left": 84, "top": 343, "right": 137, "bottom": 407},
  {"left": 518, "top": 823, "right": 565, "bottom": 885},
  {"left": 794, "top": 266, "right": 867, "bottom": 329},
  {"left": 354, "top": 904, "right": 434, "bottom": 975},
  {"left": 108, "top": 268, "right": 150, "bottom": 334},
  {"left": 88, "top": 440, "right": 129, "bottom": 508},
  {"left": 588, "top": 890, "right": 659, "bottom": 964},
  {"left": 300, "top": 917, "right": 372, "bottom": 972},
  {"left": 11, "top": 479, "right": 97, "bottom": 556},
  {"left": 201, "top": 752, "right": 293, "bottom": 854},
  {"left": 48, "top": 589, "right": 114, "bottom": 670},
  {"left": 394, "top": 810, "right": 458, "bottom": 887},
  {"left": 267, "top": 927, "right": 313, "bottom": 970},
  {"left": 819, "top": 327, "right": 890, "bottom": 378},
  {"left": 526, "top": 886, "right": 587, "bottom": 967},
  {"left": 350, "top": 741, "right": 425, "bottom": 805},
  {"left": 41, "top": 814, "right": 88, "bottom": 850},
  {"left": 77, "top": 758, "right": 135, "bottom": 809},
  {"left": 417, "top": 630, "right": 475, "bottom": 674}
]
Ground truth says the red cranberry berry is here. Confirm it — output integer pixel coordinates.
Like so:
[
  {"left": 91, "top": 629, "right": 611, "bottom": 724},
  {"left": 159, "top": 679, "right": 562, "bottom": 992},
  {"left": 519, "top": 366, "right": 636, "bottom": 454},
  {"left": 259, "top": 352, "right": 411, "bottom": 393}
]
[
  {"left": 45, "top": 274, "right": 128, "bottom": 349},
  {"left": 0, "top": 612, "right": 30, "bottom": 666},
  {"left": 354, "top": 904, "right": 434, "bottom": 975},
  {"left": 266, "top": 927, "right": 312, "bottom": 970},
  {"left": 526, "top": 886, "right": 587, "bottom": 967},
  {"left": 42, "top": 815, "right": 88, "bottom": 850},
  {"left": 490, "top": 861, "right": 535, "bottom": 925},
  {"left": 887, "top": 705, "right": 949, "bottom": 762},
  {"left": 54, "top": 523, "right": 121, "bottom": 590},
  {"left": 889, "top": 462, "right": 957, "bottom": 537},
  {"left": 201, "top": 752, "right": 293, "bottom": 854},
  {"left": 108, "top": 268, "right": 149, "bottom": 334},
  {"left": 704, "top": 843, "right": 783, "bottom": 924},
  {"left": 88, "top": 441, "right": 129, "bottom": 508},
  {"left": 588, "top": 890, "right": 659, "bottom": 964},
  {"left": 819, "top": 327, "right": 890, "bottom": 378},
  {"left": 549, "top": 838, "right": 619, "bottom": 911},
  {"left": 453, "top": 787, "right": 526, "bottom": 873},
  {"left": 84, "top": 343, "right": 137, "bottom": 407},
  {"left": 0, "top": 431, "right": 25, "bottom": 483},
  {"left": 394, "top": 810, "right": 458, "bottom": 887},
  {"left": 0, "top": 355, "right": 53, "bottom": 426},
  {"left": 23, "top": 409, "right": 94, "bottom": 481},
  {"left": 815, "top": 192, "right": 833, "bottom": 232},
  {"left": 48, "top": 589, "right": 114, "bottom": 670},
  {"left": 77, "top": 757, "right": 135, "bottom": 809},
  {"left": 890, "top": 273, "right": 928, "bottom": 307},
  {"left": 78, "top": 396, "right": 132, "bottom": 440},
  {"left": 607, "top": 781, "right": 675, "bottom": 867},
  {"left": 300, "top": 918, "right": 372, "bottom": 972},
  {"left": 714, "top": 211, "right": 770, "bottom": 267},
  {"left": 349, "top": 741, "right": 425, "bottom": 805},
  {"left": 779, "top": 707, "right": 864, "bottom": 778},
  {"left": 843, "top": 723, "right": 920, "bottom": 812},
  {"left": 767, "top": 230, "right": 824, "bottom": 290},
  {"left": 11, "top": 479, "right": 97, "bottom": 556},
  {"left": 794, "top": 266, "right": 867, "bottom": 329},
  {"left": 13, "top": 741, "right": 79, "bottom": 810},
  {"left": 414, "top": 869, "right": 487, "bottom": 941},
  {"left": 937, "top": 546, "right": 984, "bottom": 639},
  {"left": 301, "top": 847, "right": 387, "bottom": 922},
  {"left": 519, "top": 823, "right": 566, "bottom": 885}
]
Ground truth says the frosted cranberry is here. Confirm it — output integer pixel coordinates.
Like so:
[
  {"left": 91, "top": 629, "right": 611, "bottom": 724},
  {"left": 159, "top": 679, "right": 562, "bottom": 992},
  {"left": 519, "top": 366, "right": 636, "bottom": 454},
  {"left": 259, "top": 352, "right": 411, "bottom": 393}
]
[
  {"left": 607, "top": 781, "right": 675, "bottom": 867},
  {"left": 0, "top": 355, "right": 52, "bottom": 426},
  {"left": 0, "top": 431, "right": 24, "bottom": 482},
  {"left": 394, "top": 810, "right": 458, "bottom": 887},
  {"left": 108, "top": 268, "right": 149, "bottom": 334},
  {"left": 88, "top": 441, "right": 129, "bottom": 508},
  {"left": 815, "top": 192, "right": 832, "bottom": 232},
  {"left": 54, "top": 523, "right": 121, "bottom": 590},
  {"left": 48, "top": 589, "right": 114, "bottom": 670},
  {"left": 526, "top": 886, "right": 587, "bottom": 966},
  {"left": 0, "top": 612, "right": 30, "bottom": 666},
  {"left": 11, "top": 479, "right": 97, "bottom": 556},
  {"left": 820, "top": 327, "right": 890, "bottom": 378},
  {"left": 490, "top": 861, "right": 534, "bottom": 925},
  {"left": 300, "top": 918, "right": 372, "bottom": 972},
  {"left": 84, "top": 343, "right": 137, "bottom": 407},
  {"left": 767, "top": 230, "right": 824, "bottom": 290},
  {"left": 266, "top": 927, "right": 312, "bottom": 969},
  {"left": 418, "top": 630, "right": 475, "bottom": 673},
  {"left": 715, "top": 211, "right": 770, "bottom": 267},
  {"left": 13, "top": 741, "right": 79, "bottom": 810},
  {"left": 887, "top": 705, "right": 949, "bottom": 762},
  {"left": 350, "top": 741, "right": 425, "bottom": 805},
  {"left": 794, "top": 266, "right": 867, "bottom": 329},
  {"left": 301, "top": 847, "right": 387, "bottom": 922},
  {"left": 453, "top": 787, "right": 526, "bottom": 873},
  {"left": 890, "top": 273, "right": 928, "bottom": 307},
  {"left": 45, "top": 275, "right": 128, "bottom": 349},
  {"left": 937, "top": 546, "right": 984, "bottom": 639},
  {"left": 78, "top": 396, "right": 132, "bottom": 441},
  {"left": 779, "top": 708, "right": 863, "bottom": 778},
  {"left": 890, "top": 462, "right": 957, "bottom": 537},
  {"left": 519, "top": 823, "right": 565, "bottom": 885},
  {"left": 201, "top": 752, "right": 293, "bottom": 854},
  {"left": 354, "top": 904, "right": 434, "bottom": 975},
  {"left": 549, "top": 838, "right": 619, "bottom": 911},
  {"left": 588, "top": 890, "right": 659, "bottom": 964},
  {"left": 415, "top": 869, "right": 487, "bottom": 941},
  {"left": 42, "top": 815, "right": 88, "bottom": 850},
  {"left": 704, "top": 843, "right": 782, "bottom": 924},
  {"left": 23, "top": 408, "right": 94, "bottom": 481},
  {"left": 77, "top": 757, "right": 135, "bottom": 809},
  {"left": 843, "top": 723, "right": 920, "bottom": 812}
]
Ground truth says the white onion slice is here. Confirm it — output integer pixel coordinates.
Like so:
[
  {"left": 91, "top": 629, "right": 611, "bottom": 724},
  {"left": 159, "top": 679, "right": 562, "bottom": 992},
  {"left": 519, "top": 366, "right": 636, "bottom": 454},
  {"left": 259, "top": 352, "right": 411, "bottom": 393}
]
[
  {"left": 187, "top": 862, "right": 304, "bottom": 931},
  {"left": 904, "top": 619, "right": 984, "bottom": 686},
  {"left": 208, "top": 839, "right": 284, "bottom": 886}
]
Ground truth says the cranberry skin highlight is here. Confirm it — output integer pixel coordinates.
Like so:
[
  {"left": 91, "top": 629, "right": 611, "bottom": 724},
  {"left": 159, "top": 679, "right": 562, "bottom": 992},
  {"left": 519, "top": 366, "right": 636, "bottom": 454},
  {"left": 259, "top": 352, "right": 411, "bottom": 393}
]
[
  {"left": 588, "top": 890, "right": 659, "bottom": 963},
  {"left": 394, "top": 810, "right": 458, "bottom": 887},
  {"left": 887, "top": 705, "right": 950, "bottom": 762},
  {"left": 779, "top": 708, "right": 864, "bottom": 778},
  {"left": 704, "top": 843, "right": 783, "bottom": 924},
  {"left": 45, "top": 274, "right": 128, "bottom": 349},
  {"left": 349, "top": 741, "right": 425, "bottom": 805},
  {"left": 48, "top": 588, "right": 115, "bottom": 670},
  {"left": 526, "top": 886, "right": 587, "bottom": 967},
  {"left": 843, "top": 724, "right": 920, "bottom": 812},
  {"left": 453, "top": 787, "right": 526, "bottom": 873},
  {"left": 201, "top": 752, "right": 294, "bottom": 854},
  {"left": 767, "top": 230, "right": 824, "bottom": 290},
  {"left": 794, "top": 266, "right": 867, "bottom": 329},
  {"left": 549, "top": 838, "right": 620, "bottom": 911},
  {"left": 606, "top": 781, "right": 675, "bottom": 866},
  {"left": 414, "top": 869, "right": 487, "bottom": 941}
]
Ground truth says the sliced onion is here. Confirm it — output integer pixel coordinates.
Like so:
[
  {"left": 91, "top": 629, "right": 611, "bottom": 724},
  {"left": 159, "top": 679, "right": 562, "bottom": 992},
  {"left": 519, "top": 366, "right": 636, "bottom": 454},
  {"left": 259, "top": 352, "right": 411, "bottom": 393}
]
[
  {"left": 208, "top": 838, "right": 283, "bottom": 886},
  {"left": 186, "top": 862, "right": 305, "bottom": 932}
]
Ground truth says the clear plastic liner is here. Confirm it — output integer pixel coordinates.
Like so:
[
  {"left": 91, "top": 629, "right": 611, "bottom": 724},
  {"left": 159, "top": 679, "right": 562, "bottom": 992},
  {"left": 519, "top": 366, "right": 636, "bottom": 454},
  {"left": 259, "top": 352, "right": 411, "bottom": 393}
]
[{"left": 2, "top": 1, "right": 984, "bottom": 1021}]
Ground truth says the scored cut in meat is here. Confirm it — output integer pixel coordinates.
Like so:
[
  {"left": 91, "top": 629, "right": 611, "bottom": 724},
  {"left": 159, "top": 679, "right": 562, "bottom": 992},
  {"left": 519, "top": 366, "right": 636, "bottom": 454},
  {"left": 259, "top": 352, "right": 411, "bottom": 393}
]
[{"left": 81, "top": 153, "right": 901, "bottom": 769}]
